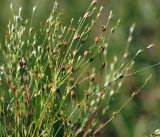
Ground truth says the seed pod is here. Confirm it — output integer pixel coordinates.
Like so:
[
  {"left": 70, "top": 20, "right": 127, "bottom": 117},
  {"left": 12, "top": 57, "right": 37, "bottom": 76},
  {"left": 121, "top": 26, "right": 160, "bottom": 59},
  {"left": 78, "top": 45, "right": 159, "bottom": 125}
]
[
  {"left": 91, "top": 0, "right": 97, "bottom": 6},
  {"left": 47, "top": 46, "right": 50, "bottom": 52},
  {"left": 90, "top": 75, "right": 95, "bottom": 81},
  {"left": 132, "top": 92, "right": 136, "bottom": 98},
  {"left": 102, "top": 62, "right": 105, "bottom": 69},
  {"left": 19, "top": 57, "right": 26, "bottom": 69},
  {"left": 111, "top": 28, "right": 115, "bottom": 33},
  {"left": 57, "top": 42, "right": 62, "bottom": 48},
  {"left": 72, "top": 49, "right": 77, "bottom": 56},
  {"left": 83, "top": 12, "right": 90, "bottom": 19},
  {"left": 76, "top": 103, "right": 80, "bottom": 108},
  {"left": 18, "top": 112, "right": 21, "bottom": 118},
  {"left": 75, "top": 82, "right": 78, "bottom": 87},
  {"left": 112, "top": 111, "right": 117, "bottom": 117},
  {"left": 84, "top": 51, "right": 88, "bottom": 56},
  {"left": 69, "top": 77, "right": 74, "bottom": 83},
  {"left": 70, "top": 28, "right": 76, "bottom": 32},
  {"left": 60, "top": 65, "right": 65, "bottom": 72},
  {"left": 71, "top": 90, "right": 76, "bottom": 98},
  {"left": 16, "top": 101, "right": 19, "bottom": 111},
  {"left": 101, "top": 25, "right": 106, "bottom": 32},
  {"left": 6, "top": 78, "right": 11, "bottom": 85},
  {"left": 69, "top": 66, "right": 74, "bottom": 73},
  {"left": 118, "top": 74, "right": 124, "bottom": 79},
  {"left": 95, "top": 36, "right": 100, "bottom": 44},
  {"left": 11, "top": 86, "right": 16, "bottom": 93},
  {"left": 81, "top": 38, "right": 85, "bottom": 44},
  {"left": 73, "top": 33, "right": 80, "bottom": 40},
  {"left": 100, "top": 91, "right": 104, "bottom": 97},
  {"left": 63, "top": 41, "right": 68, "bottom": 48},
  {"left": 56, "top": 88, "right": 61, "bottom": 96}
]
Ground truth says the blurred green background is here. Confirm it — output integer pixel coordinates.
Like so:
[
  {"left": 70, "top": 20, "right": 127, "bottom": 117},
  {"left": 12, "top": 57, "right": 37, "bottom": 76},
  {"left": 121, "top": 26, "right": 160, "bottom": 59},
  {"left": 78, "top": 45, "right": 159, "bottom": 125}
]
[{"left": 0, "top": 0, "right": 160, "bottom": 137}]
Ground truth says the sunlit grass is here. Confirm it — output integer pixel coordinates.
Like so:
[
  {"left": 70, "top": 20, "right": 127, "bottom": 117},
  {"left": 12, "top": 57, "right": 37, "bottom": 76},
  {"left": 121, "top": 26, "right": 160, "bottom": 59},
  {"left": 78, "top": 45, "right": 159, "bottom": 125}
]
[{"left": 0, "top": 1, "right": 159, "bottom": 137}]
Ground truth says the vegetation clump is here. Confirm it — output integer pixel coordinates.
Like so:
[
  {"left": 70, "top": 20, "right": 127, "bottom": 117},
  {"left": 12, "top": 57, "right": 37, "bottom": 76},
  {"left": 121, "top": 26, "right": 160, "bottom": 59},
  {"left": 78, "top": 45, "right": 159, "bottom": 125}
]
[{"left": 0, "top": 1, "right": 158, "bottom": 137}]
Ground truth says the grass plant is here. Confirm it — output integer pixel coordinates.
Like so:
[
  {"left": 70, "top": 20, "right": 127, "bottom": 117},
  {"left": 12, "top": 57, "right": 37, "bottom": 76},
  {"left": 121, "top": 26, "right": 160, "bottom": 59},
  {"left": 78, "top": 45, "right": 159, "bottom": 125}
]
[{"left": 0, "top": 1, "right": 159, "bottom": 137}]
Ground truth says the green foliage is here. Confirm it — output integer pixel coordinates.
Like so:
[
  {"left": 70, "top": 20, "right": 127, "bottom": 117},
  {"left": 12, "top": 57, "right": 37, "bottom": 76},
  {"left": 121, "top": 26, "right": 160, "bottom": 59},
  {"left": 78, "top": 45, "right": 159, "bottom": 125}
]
[{"left": 0, "top": 1, "right": 159, "bottom": 137}]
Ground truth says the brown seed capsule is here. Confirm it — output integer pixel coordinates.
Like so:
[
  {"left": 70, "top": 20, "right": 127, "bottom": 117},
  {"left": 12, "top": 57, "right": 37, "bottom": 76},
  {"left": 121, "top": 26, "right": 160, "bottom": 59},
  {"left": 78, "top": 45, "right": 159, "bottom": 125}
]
[
  {"left": 75, "top": 82, "right": 78, "bottom": 87},
  {"left": 60, "top": 65, "right": 65, "bottom": 72},
  {"left": 57, "top": 42, "right": 62, "bottom": 48},
  {"left": 90, "top": 75, "right": 95, "bottom": 81},
  {"left": 100, "top": 91, "right": 104, "bottom": 97},
  {"left": 119, "top": 74, "right": 124, "bottom": 79},
  {"left": 101, "top": 46, "right": 105, "bottom": 52},
  {"left": 76, "top": 103, "right": 80, "bottom": 108},
  {"left": 16, "top": 101, "right": 19, "bottom": 111},
  {"left": 69, "top": 77, "right": 74, "bottom": 83},
  {"left": 93, "top": 133, "right": 97, "bottom": 137},
  {"left": 91, "top": 0, "right": 97, "bottom": 6},
  {"left": 102, "top": 62, "right": 105, "bottom": 69},
  {"left": 73, "top": 33, "right": 80, "bottom": 40},
  {"left": 19, "top": 57, "right": 26, "bottom": 68},
  {"left": 11, "top": 86, "right": 16, "bottom": 93},
  {"left": 72, "top": 49, "right": 77, "bottom": 56},
  {"left": 18, "top": 112, "right": 21, "bottom": 118},
  {"left": 112, "top": 111, "right": 117, "bottom": 117},
  {"left": 63, "top": 41, "right": 68, "bottom": 48},
  {"left": 47, "top": 46, "right": 50, "bottom": 52},
  {"left": 71, "top": 90, "right": 76, "bottom": 98},
  {"left": 132, "top": 92, "right": 136, "bottom": 98},
  {"left": 84, "top": 12, "right": 90, "bottom": 19},
  {"left": 52, "top": 49, "right": 57, "bottom": 55},
  {"left": 84, "top": 51, "right": 88, "bottom": 56},
  {"left": 70, "top": 28, "right": 76, "bottom": 32},
  {"left": 21, "top": 76, "right": 29, "bottom": 85},
  {"left": 111, "top": 28, "right": 115, "bottom": 33},
  {"left": 81, "top": 38, "right": 85, "bottom": 44},
  {"left": 101, "top": 25, "right": 106, "bottom": 32},
  {"left": 68, "top": 66, "right": 74, "bottom": 73},
  {"left": 6, "top": 78, "right": 11, "bottom": 85},
  {"left": 86, "top": 92, "right": 91, "bottom": 98},
  {"left": 95, "top": 36, "right": 100, "bottom": 44},
  {"left": 49, "top": 64, "right": 52, "bottom": 69}
]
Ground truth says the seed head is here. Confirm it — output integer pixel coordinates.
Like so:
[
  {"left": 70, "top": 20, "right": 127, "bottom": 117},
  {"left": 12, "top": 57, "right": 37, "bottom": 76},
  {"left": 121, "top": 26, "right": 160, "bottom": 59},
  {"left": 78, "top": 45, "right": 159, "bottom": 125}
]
[
  {"left": 108, "top": 10, "right": 113, "bottom": 20},
  {"left": 63, "top": 41, "right": 68, "bottom": 48},
  {"left": 60, "top": 65, "right": 65, "bottom": 72},
  {"left": 101, "top": 25, "right": 106, "bottom": 32},
  {"left": 33, "top": 6, "right": 36, "bottom": 13},
  {"left": 132, "top": 92, "right": 136, "bottom": 98},
  {"left": 68, "top": 66, "right": 74, "bottom": 73},
  {"left": 83, "top": 12, "right": 90, "bottom": 19},
  {"left": 6, "top": 78, "right": 11, "bottom": 85},
  {"left": 71, "top": 90, "right": 76, "bottom": 98},
  {"left": 84, "top": 51, "right": 88, "bottom": 56},
  {"left": 10, "top": 3, "right": 13, "bottom": 10},
  {"left": 26, "top": 93, "right": 30, "bottom": 105},
  {"left": 11, "top": 86, "right": 16, "bottom": 93},
  {"left": 91, "top": 0, "right": 97, "bottom": 6},
  {"left": 72, "top": 49, "right": 77, "bottom": 56},
  {"left": 69, "top": 77, "right": 74, "bottom": 83},
  {"left": 76, "top": 103, "right": 80, "bottom": 108},
  {"left": 102, "top": 62, "right": 105, "bottom": 69},
  {"left": 90, "top": 75, "right": 95, "bottom": 81},
  {"left": 73, "top": 33, "right": 80, "bottom": 40},
  {"left": 112, "top": 111, "right": 117, "bottom": 117},
  {"left": 95, "top": 36, "right": 100, "bottom": 44}
]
